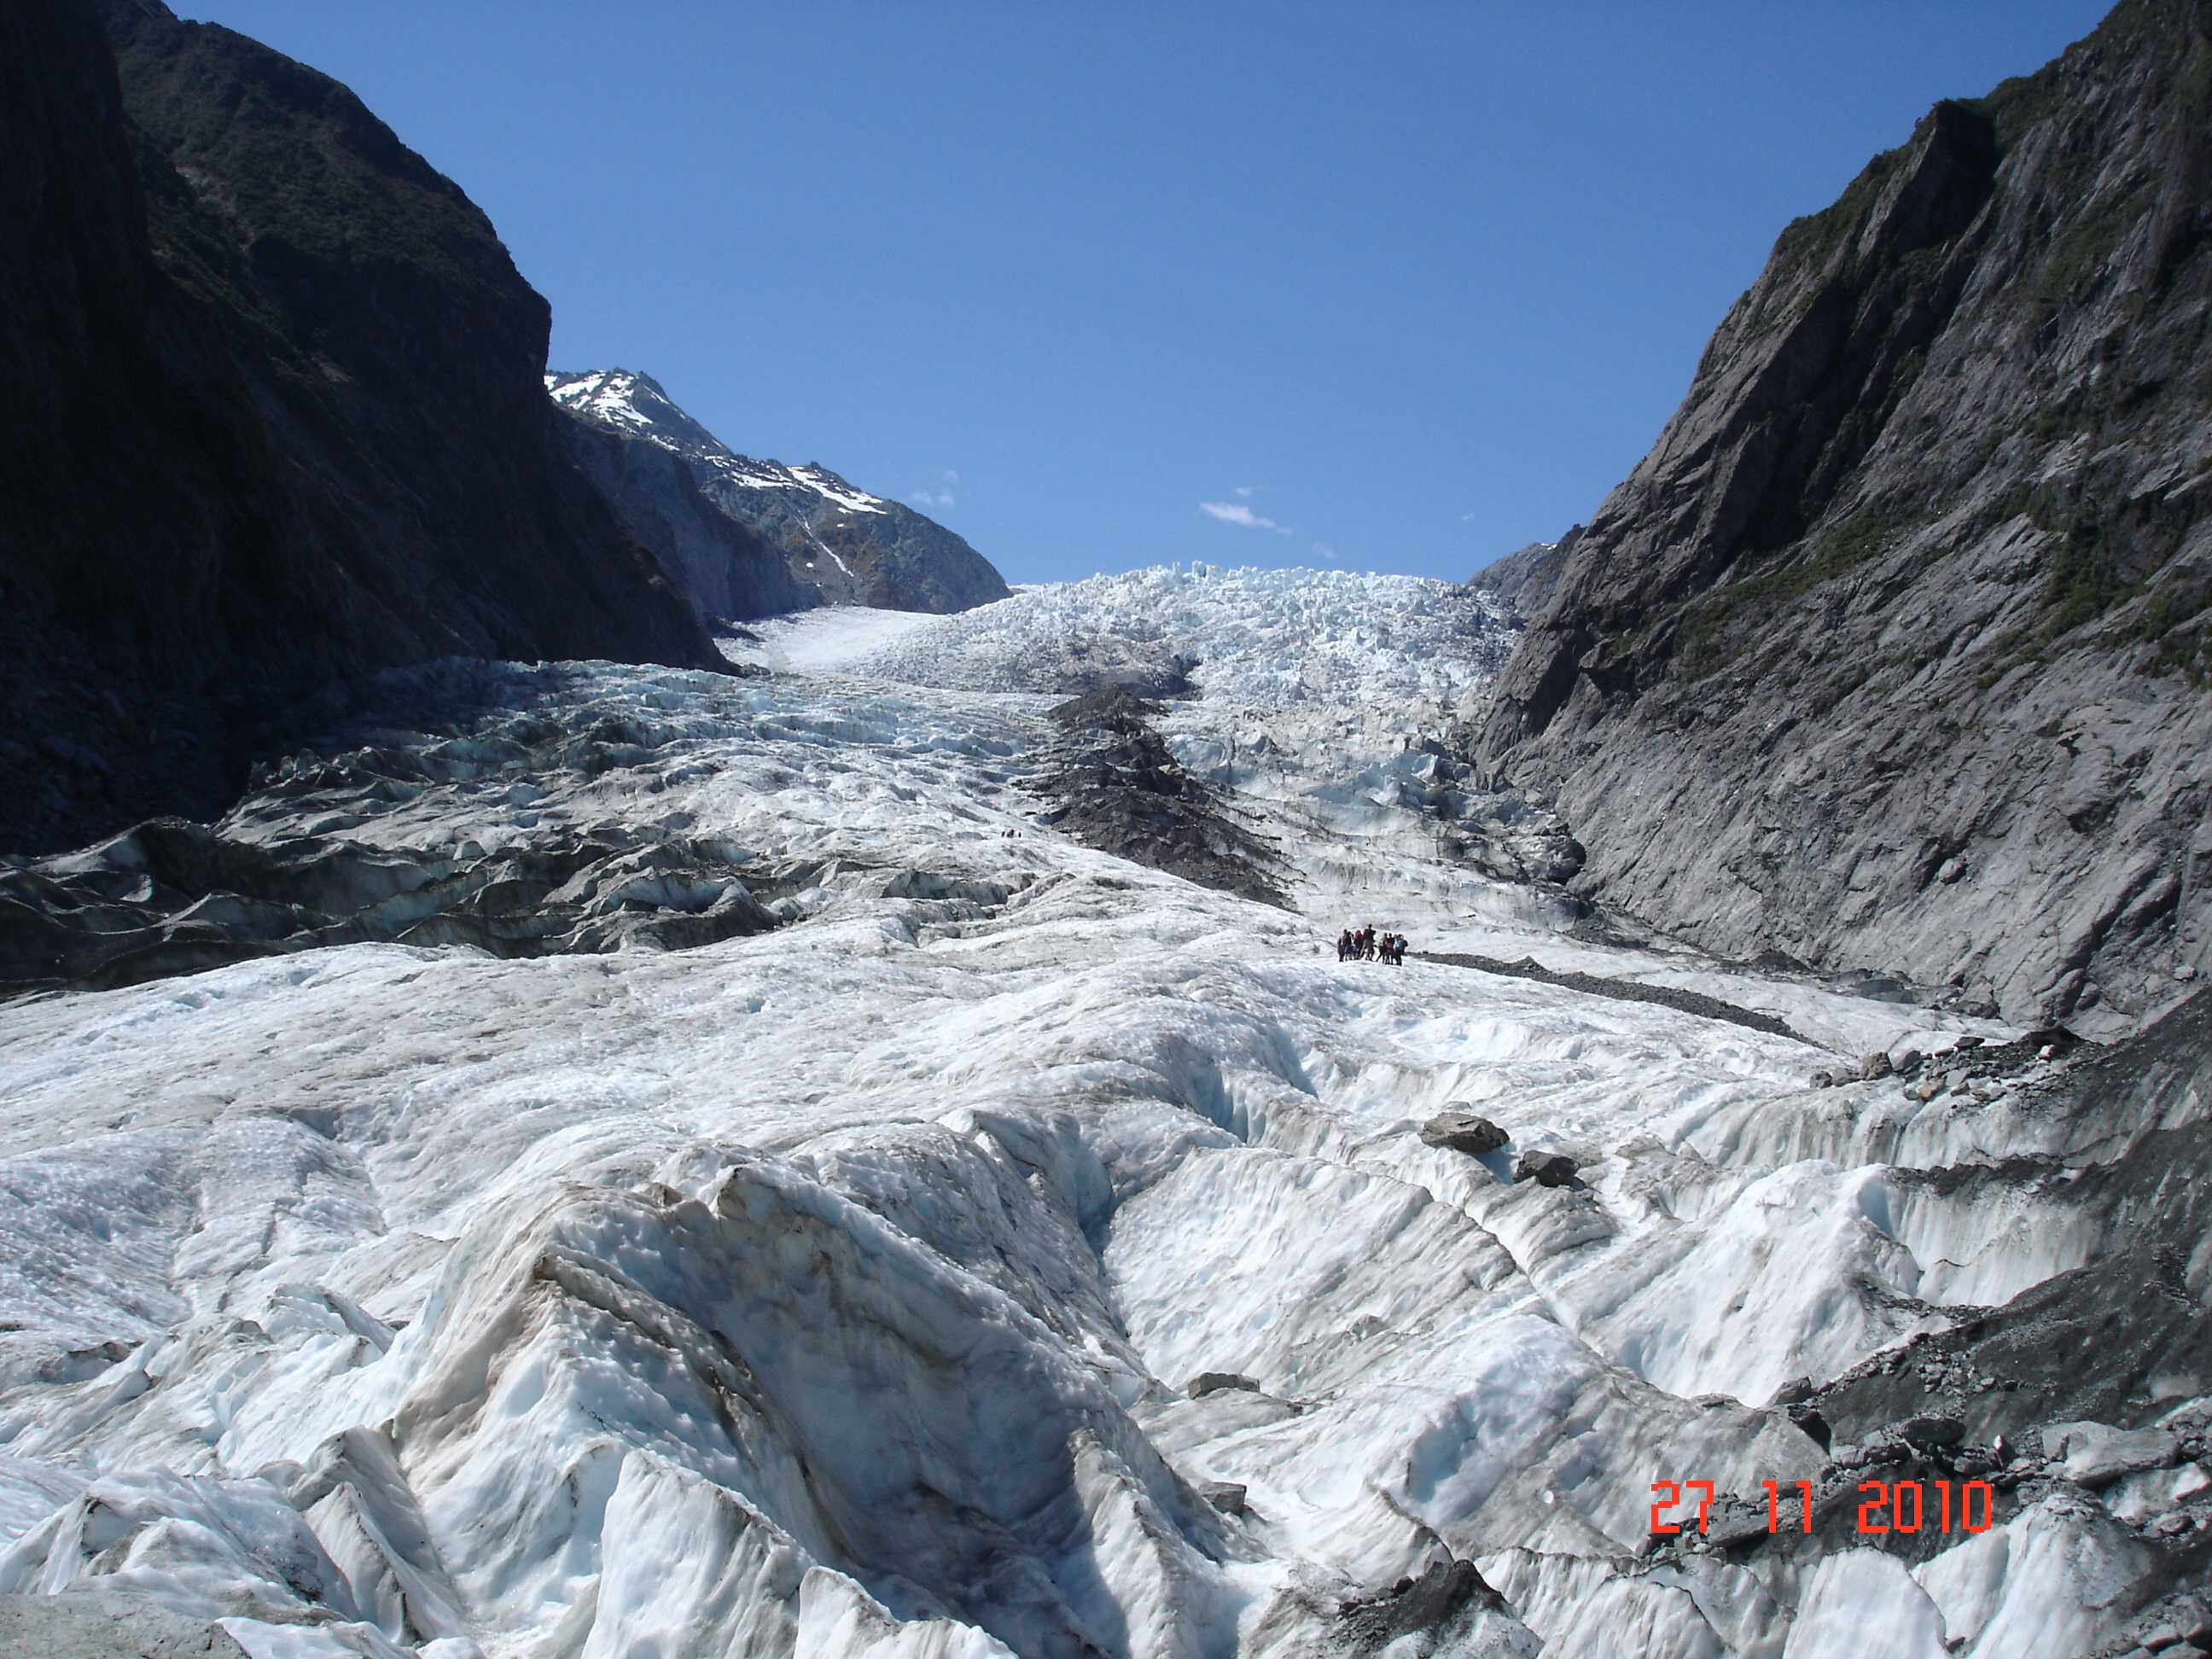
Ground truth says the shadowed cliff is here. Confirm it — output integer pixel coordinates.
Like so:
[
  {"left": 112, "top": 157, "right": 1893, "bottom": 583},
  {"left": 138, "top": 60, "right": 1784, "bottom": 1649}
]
[{"left": 0, "top": 0, "right": 722, "bottom": 857}]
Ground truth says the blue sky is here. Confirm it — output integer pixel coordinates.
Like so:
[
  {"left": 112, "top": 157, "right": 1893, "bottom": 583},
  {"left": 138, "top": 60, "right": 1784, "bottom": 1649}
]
[{"left": 187, "top": 2, "right": 2111, "bottom": 587}]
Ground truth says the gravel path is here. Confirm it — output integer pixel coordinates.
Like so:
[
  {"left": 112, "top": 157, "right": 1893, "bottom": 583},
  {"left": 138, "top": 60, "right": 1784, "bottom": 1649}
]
[{"left": 1422, "top": 950, "right": 1806, "bottom": 1042}]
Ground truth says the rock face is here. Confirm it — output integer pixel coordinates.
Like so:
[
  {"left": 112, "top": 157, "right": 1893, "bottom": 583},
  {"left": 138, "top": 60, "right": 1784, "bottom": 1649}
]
[
  {"left": 1481, "top": 0, "right": 2212, "bottom": 1033},
  {"left": 1470, "top": 526, "right": 1580, "bottom": 621},
  {"left": 550, "top": 370, "right": 1011, "bottom": 616},
  {"left": 0, "top": 0, "right": 722, "bottom": 859}
]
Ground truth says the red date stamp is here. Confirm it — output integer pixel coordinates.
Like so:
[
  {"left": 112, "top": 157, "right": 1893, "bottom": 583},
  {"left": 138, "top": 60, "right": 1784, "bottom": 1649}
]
[{"left": 1650, "top": 1478, "right": 1996, "bottom": 1535}]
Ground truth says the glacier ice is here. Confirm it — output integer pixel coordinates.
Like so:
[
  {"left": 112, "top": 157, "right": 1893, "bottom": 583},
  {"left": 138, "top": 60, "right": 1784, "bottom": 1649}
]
[{"left": 0, "top": 569, "right": 2203, "bottom": 1656}]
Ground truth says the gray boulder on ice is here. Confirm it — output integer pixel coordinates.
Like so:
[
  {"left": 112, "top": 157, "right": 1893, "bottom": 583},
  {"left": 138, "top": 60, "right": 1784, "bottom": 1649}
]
[
  {"left": 1514, "top": 1150, "right": 1579, "bottom": 1188},
  {"left": 0, "top": 1587, "right": 247, "bottom": 1657},
  {"left": 2041, "top": 1422, "right": 2181, "bottom": 1488},
  {"left": 1418, "top": 1109, "right": 1510, "bottom": 1156},
  {"left": 1197, "top": 1480, "right": 1249, "bottom": 1516},
  {"left": 1188, "top": 1371, "right": 1262, "bottom": 1400}
]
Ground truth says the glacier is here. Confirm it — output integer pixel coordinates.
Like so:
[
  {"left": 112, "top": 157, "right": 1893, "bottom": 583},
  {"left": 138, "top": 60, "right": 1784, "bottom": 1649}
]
[{"left": 0, "top": 567, "right": 2204, "bottom": 1657}]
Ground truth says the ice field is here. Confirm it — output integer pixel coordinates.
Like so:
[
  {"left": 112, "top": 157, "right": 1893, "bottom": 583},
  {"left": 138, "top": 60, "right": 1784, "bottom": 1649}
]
[{"left": 0, "top": 569, "right": 2203, "bottom": 1656}]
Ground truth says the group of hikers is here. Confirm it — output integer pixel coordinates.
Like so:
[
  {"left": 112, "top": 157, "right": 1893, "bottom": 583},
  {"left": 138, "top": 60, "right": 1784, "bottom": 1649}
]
[{"left": 1336, "top": 925, "right": 1406, "bottom": 965}]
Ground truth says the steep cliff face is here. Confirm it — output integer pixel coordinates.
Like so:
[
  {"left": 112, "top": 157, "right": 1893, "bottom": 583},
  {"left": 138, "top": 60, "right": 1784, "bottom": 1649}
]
[
  {"left": 0, "top": 0, "right": 720, "bottom": 858},
  {"left": 1482, "top": 0, "right": 2212, "bottom": 1034},
  {"left": 1470, "top": 527, "right": 1580, "bottom": 621},
  {"left": 550, "top": 370, "right": 1013, "bottom": 616}
]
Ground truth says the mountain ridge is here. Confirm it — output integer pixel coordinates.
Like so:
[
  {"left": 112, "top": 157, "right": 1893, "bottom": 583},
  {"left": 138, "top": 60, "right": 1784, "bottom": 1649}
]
[{"left": 550, "top": 367, "right": 1012, "bottom": 617}]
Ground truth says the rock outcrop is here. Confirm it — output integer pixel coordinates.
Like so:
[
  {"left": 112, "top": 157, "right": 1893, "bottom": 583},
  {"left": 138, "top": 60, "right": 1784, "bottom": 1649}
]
[
  {"left": 1033, "top": 685, "right": 1292, "bottom": 908},
  {"left": 1470, "top": 527, "right": 1580, "bottom": 621},
  {"left": 550, "top": 369, "right": 1011, "bottom": 616},
  {"left": 0, "top": 0, "right": 722, "bottom": 859},
  {"left": 1481, "top": 0, "right": 2212, "bottom": 1033}
]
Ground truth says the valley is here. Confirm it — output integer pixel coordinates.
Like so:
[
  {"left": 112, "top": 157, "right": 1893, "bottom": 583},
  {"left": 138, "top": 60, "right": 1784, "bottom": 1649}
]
[{"left": 1, "top": 580, "right": 2202, "bottom": 1656}]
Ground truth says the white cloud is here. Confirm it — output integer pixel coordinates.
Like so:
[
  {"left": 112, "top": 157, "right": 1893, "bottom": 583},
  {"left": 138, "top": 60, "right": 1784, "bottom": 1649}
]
[
  {"left": 1233, "top": 485, "right": 1257, "bottom": 499},
  {"left": 1199, "top": 500, "right": 1292, "bottom": 535},
  {"left": 909, "top": 469, "right": 963, "bottom": 512},
  {"left": 1311, "top": 540, "right": 1342, "bottom": 563}
]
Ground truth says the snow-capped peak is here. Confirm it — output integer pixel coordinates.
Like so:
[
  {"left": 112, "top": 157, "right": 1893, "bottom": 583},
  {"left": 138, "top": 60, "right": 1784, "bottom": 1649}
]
[{"left": 545, "top": 370, "right": 887, "bottom": 515}]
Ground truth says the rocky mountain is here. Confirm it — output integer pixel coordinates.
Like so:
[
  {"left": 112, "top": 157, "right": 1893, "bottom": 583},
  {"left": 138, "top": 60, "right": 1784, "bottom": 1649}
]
[
  {"left": 549, "top": 374, "right": 812, "bottom": 622},
  {"left": 1481, "top": 0, "right": 2212, "bottom": 1035},
  {"left": 549, "top": 369, "right": 1012, "bottom": 617},
  {"left": 1470, "top": 526, "right": 1580, "bottom": 621},
  {"left": 0, "top": 0, "right": 723, "bottom": 859}
]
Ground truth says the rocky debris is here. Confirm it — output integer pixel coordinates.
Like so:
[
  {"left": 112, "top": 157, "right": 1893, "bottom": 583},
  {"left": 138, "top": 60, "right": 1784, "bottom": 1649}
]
[
  {"left": 0, "top": 816, "right": 783, "bottom": 993},
  {"left": 550, "top": 370, "right": 1010, "bottom": 616},
  {"left": 1860, "top": 1051, "right": 1895, "bottom": 1080},
  {"left": 0, "top": 1587, "right": 247, "bottom": 1657},
  {"left": 1431, "top": 802, "right": 1588, "bottom": 891},
  {"left": 1478, "top": 0, "right": 2212, "bottom": 1035},
  {"left": 1790, "top": 1405, "right": 1833, "bottom": 1453},
  {"left": 2116, "top": 1592, "right": 2212, "bottom": 1656},
  {"left": 1312, "top": 720, "right": 1591, "bottom": 896},
  {"left": 1514, "top": 1151, "right": 1579, "bottom": 1188},
  {"left": 0, "top": 666, "right": 848, "bottom": 992},
  {"left": 2043, "top": 1423, "right": 2182, "bottom": 1488},
  {"left": 1417, "top": 1109, "right": 1510, "bottom": 1156},
  {"left": 1033, "top": 688, "right": 1292, "bottom": 908},
  {"left": 1196, "top": 1480, "right": 1248, "bottom": 1517},
  {"left": 1186, "top": 1372, "right": 1261, "bottom": 1400},
  {"left": 1898, "top": 1412, "right": 1966, "bottom": 1452},
  {"left": 1662, "top": 993, "right": 2212, "bottom": 1604},
  {"left": 2123, "top": 1592, "right": 2212, "bottom": 1654},
  {"left": 1895, "top": 1023, "right": 2082, "bottom": 1108},
  {"left": 1334, "top": 1558, "right": 1511, "bottom": 1655},
  {"left": 1423, "top": 951, "right": 1802, "bottom": 1039}
]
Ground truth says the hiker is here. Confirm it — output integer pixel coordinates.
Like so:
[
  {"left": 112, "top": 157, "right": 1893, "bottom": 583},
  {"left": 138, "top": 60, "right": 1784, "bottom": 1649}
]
[{"left": 1337, "top": 928, "right": 1354, "bottom": 962}]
